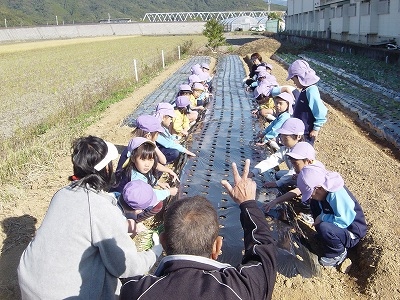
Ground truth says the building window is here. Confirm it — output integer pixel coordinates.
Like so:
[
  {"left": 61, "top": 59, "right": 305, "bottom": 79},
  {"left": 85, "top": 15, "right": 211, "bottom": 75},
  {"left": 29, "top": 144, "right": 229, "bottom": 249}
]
[
  {"left": 360, "top": 2, "right": 370, "bottom": 15},
  {"left": 377, "top": 0, "right": 390, "bottom": 14},
  {"left": 330, "top": 8, "right": 335, "bottom": 18},
  {"left": 336, "top": 6, "right": 343, "bottom": 17},
  {"left": 349, "top": 4, "right": 356, "bottom": 17}
]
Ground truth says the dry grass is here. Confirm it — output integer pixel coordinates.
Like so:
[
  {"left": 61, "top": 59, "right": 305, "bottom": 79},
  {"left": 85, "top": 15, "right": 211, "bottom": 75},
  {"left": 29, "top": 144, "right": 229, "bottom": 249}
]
[{"left": 0, "top": 35, "right": 207, "bottom": 204}]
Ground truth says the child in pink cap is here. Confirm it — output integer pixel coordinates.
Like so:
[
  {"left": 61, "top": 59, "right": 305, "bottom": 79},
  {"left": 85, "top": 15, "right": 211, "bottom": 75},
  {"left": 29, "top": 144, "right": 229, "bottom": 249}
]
[
  {"left": 178, "top": 85, "right": 200, "bottom": 124},
  {"left": 113, "top": 137, "right": 178, "bottom": 199},
  {"left": 154, "top": 102, "right": 196, "bottom": 164},
  {"left": 171, "top": 95, "right": 192, "bottom": 138},
  {"left": 297, "top": 164, "right": 367, "bottom": 267},
  {"left": 256, "top": 92, "right": 295, "bottom": 151},
  {"left": 120, "top": 180, "right": 164, "bottom": 225},
  {"left": 251, "top": 118, "right": 305, "bottom": 189},
  {"left": 263, "top": 141, "right": 322, "bottom": 212},
  {"left": 284, "top": 59, "right": 328, "bottom": 145}
]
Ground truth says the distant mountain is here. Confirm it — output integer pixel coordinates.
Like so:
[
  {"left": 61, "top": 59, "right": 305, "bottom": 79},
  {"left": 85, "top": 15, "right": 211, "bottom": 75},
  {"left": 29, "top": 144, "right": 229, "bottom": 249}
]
[{"left": 0, "top": 0, "right": 286, "bottom": 27}]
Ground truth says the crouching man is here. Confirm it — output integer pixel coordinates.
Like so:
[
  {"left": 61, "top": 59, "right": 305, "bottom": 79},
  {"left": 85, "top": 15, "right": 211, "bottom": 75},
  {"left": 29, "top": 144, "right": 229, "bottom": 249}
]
[{"left": 120, "top": 159, "right": 277, "bottom": 300}]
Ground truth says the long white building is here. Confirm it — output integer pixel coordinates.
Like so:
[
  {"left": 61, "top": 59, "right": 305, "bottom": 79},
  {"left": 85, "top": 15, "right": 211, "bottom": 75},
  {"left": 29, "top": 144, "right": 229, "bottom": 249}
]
[{"left": 285, "top": 0, "right": 400, "bottom": 45}]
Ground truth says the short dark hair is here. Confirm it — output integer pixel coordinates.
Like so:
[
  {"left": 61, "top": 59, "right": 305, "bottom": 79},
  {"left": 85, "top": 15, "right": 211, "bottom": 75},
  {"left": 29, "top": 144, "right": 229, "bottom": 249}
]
[
  {"left": 163, "top": 196, "right": 219, "bottom": 257},
  {"left": 251, "top": 52, "right": 262, "bottom": 61},
  {"left": 70, "top": 135, "right": 114, "bottom": 191}
]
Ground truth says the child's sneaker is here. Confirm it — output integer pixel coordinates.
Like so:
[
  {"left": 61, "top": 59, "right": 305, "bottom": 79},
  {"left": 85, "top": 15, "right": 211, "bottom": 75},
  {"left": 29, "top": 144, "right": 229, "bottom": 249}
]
[{"left": 319, "top": 248, "right": 347, "bottom": 267}]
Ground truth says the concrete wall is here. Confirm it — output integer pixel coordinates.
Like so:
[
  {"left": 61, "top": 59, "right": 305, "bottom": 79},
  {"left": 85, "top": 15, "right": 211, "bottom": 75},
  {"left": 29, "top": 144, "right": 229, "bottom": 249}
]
[{"left": 0, "top": 22, "right": 206, "bottom": 43}]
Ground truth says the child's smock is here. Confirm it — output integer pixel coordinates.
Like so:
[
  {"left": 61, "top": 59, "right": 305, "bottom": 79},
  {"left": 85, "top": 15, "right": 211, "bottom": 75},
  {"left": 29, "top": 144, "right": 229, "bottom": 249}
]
[
  {"left": 262, "top": 111, "right": 291, "bottom": 141},
  {"left": 172, "top": 109, "right": 190, "bottom": 134},
  {"left": 252, "top": 146, "right": 295, "bottom": 187},
  {"left": 156, "top": 126, "right": 188, "bottom": 153}
]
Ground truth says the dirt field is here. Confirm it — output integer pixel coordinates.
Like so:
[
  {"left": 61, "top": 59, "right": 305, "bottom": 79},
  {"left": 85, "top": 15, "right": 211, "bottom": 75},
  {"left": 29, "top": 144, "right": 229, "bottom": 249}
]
[{"left": 1, "top": 37, "right": 399, "bottom": 299}]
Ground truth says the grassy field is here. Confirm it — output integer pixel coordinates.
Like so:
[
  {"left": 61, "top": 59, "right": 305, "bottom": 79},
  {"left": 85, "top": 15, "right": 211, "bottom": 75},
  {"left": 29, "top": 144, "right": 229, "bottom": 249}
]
[{"left": 0, "top": 35, "right": 206, "bottom": 188}]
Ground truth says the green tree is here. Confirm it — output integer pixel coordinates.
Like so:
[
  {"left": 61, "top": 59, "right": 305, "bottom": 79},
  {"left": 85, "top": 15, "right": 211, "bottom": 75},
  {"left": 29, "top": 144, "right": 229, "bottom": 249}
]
[{"left": 203, "top": 19, "right": 226, "bottom": 51}]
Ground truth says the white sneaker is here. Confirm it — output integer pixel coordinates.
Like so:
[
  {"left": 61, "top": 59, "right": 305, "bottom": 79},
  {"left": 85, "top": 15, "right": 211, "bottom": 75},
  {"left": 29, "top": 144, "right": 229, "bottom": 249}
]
[{"left": 319, "top": 249, "right": 347, "bottom": 267}]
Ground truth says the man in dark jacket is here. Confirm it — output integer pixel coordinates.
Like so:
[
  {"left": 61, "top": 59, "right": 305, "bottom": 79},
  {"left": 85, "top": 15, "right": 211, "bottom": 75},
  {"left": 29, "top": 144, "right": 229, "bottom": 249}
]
[{"left": 120, "top": 159, "right": 277, "bottom": 300}]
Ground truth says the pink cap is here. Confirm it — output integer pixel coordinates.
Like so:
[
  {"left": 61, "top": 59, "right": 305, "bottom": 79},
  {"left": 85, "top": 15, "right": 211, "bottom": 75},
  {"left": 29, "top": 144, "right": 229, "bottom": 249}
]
[
  {"left": 286, "top": 59, "right": 320, "bottom": 86},
  {"left": 274, "top": 92, "right": 294, "bottom": 114},
  {"left": 297, "top": 164, "right": 344, "bottom": 202},
  {"left": 175, "top": 95, "right": 191, "bottom": 108},
  {"left": 122, "top": 180, "right": 158, "bottom": 210},
  {"left": 286, "top": 142, "right": 315, "bottom": 160},
  {"left": 192, "top": 82, "right": 205, "bottom": 91},
  {"left": 188, "top": 74, "right": 201, "bottom": 85},
  {"left": 155, "top": 102, "right": 175, "bottom": 118},
  {"left": 136, "top": 115, "right": 164, "bottom": 133},
  {"left": 277, "top": 118, "right": 305, "bottom": 135}
]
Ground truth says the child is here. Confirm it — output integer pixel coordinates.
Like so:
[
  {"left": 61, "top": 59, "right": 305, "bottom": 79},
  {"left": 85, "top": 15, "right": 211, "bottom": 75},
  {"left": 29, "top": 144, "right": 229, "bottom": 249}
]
[
  {"left": 251, "top": 83, "right": 276, "bottom": 121},
  {"left": 130, "top": 114, "right": 167, "bottom": 165},
  {"left": 120, "top": 180, "right": 164, "bottom": 224},
  {"left": 256, "top": 92, "right": 294, "bottom": 151},
  {"left": 178, "top": 84, "right": 200, "bottom": 123},
  {"left": 154, "top": 102, "right": 196, "bottom": 164},
  {"left": 192, "top": 82, "right": 208, "bottom": 107},
  {"left": 201, "top": 62, "right": 213, "bottom": 85},
  {"left": 297, "top": 164, "right": 367, "bottom": 267},
  {"left": 116, "top": 115, "right": 179, "bottom": 184},
  {"left": 251, "top": 118, "right": 305, "bottom": 189},
  {"left": 285, "top": 59, "right": 328, "bottom": 145},
  {"left": 114, "top": 137, "right": 178, "bottom": 199},
  {"left": 243, "top": 52, "right": 267, "bottom": 87},
  {"left": 171, "top": 95, "right": 192, "bottom": 138},
  {"left": 263, "top": 141, "right": 322, "bottom": 212}
]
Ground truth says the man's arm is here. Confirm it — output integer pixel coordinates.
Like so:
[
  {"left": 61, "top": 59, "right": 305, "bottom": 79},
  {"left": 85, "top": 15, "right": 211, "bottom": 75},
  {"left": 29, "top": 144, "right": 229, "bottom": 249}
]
[{"left": 221, "top": 159, "right": 277, "bottom": 300}]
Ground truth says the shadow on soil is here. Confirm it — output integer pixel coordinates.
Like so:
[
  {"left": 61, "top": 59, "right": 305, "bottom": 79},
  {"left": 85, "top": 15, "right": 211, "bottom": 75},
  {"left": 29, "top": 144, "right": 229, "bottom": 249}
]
[{"left": 0, "top": 215, "right": 37, "bottom": 300}]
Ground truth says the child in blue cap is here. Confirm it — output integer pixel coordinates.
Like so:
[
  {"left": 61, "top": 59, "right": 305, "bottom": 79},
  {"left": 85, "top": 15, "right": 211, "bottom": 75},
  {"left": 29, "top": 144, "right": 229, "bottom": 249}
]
[{"left": 297, "top": 164, "right": 367, "bottom": 267}]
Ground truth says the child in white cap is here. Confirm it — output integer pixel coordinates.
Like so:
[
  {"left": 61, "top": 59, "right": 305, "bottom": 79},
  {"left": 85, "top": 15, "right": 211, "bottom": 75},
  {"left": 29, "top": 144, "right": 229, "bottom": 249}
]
[
  {"left": 297, "top": 164, "right": 367, "bottom": 267},
  {"left": 256, "top": 92, "right": 295, "bottom": 151},
  {"left": 280, "top": 59, "right": 328, "bottom": 145},
  {"left": 251, "top": 118, "right": 305, "bottom": 189},
  {"left": 154, "top": 102, "right": 196, "bottom": 164}
]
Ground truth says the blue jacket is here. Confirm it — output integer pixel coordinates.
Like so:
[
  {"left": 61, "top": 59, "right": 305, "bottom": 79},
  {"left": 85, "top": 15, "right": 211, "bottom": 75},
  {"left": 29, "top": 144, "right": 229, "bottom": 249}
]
[
  {"left": 262, "top": 111, "right": 290, "bottom": 141},
  {"left": 310, "top": 186, "right": 367, "bottom": 239},
  {"left": 156, "top": 126, "right": 187, "bottom": 153}
]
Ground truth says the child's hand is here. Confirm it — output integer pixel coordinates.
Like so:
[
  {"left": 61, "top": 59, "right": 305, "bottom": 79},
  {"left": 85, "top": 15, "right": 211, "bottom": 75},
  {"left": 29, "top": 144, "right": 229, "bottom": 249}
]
[
  {"left": 169, "top": 187, "right": 178, "bottom": 196},
  {"left": 157, "top": 181, "right": 170, "bottom": 189},
  {"left": 186, "top": 150, "right": 196, "bottom": 157},
  {"left": 168, "top": 170, "right": 179, "bottom": 182},
  {"left": 263, "top": 181, "right": 277, "bottom": 188},
  {"left": 256, "top": 142, "right": 266, "bottom": 146},
  {"left": 263, "top": 199, "right": 277, "bottom": 212}
]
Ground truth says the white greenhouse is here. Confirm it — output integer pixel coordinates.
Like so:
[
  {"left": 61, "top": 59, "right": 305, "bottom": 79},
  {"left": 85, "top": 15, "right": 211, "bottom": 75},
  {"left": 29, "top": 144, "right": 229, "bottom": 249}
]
[{"left": 220, "top": 16, "right": 258, "bottom": 32}]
